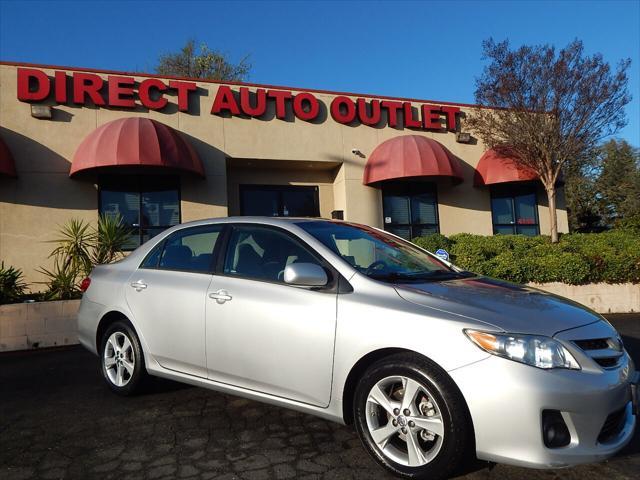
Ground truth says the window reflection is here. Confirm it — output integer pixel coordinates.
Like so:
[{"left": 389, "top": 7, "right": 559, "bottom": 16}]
[
  {"left": 240, "top": 185, "right": 319, "bottom": 217},
  {"left": 490, "top": 186, "right": 539, "bottom": 236},
  {"left": 382, "top": 182, "right": 439, "bottom": 240},
  {"left": 99, "top": 175, "right": 180, "bottom": 250}
]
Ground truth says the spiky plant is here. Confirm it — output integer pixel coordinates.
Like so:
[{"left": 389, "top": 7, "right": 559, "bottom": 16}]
[
  {"left": 0, "top": 261, "right": 27, "bottom": 304},
  {"left": 37, "top": 255, "right": 80, "bottom": 300},
  {"left": 48, "top": 218, "right": 93, "bottom": 278},
  {"left": 91, "top": 214, "right": 131, "bottom": 266},
  {"left": 40, "top": 215, "right": 131, "bottom": 300}
]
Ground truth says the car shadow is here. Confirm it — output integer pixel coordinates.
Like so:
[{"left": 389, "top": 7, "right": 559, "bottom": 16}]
[{"left": 140, "top": 376, "right": 194, "bottom": 395}]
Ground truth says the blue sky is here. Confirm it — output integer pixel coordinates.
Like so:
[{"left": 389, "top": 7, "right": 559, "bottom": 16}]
[{"left": 1, "top": 0, "right": 638, "bottom": 145}]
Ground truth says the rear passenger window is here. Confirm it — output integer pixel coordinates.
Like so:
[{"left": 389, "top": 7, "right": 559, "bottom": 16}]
[
  {"left": 158, "top": 226, "right": 222, "bottom": 273},
  {"left": 140, "top": 243, "right": 163, "bottom": 269}
]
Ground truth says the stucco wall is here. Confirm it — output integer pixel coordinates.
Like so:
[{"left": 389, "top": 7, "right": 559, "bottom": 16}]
[
  {"left": 0, "top": 63, "right": 569, "bottom": 285},
  {"left": 226, "top": 160, "right": 338, "bottom": 219}
]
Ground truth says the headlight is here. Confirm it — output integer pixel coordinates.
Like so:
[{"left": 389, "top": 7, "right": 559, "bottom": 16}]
[{"left": 465, "top": 330, "right": 580, "bottom": 370}]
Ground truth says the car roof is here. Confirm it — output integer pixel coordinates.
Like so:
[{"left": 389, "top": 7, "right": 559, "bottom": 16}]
[{"left": 175, "top": 216, "right": 336, "bottom": 228}]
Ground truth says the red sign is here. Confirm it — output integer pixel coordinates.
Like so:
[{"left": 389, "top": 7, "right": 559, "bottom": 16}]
[
  {"left": 17, "top": 68, "right": 196, "bottom": 111},
  {"left": 211, "top": 85, "right": 459, "bottom": 130},
  {"left": 17, "top": 68, "right": 460, "bottom": 131}
]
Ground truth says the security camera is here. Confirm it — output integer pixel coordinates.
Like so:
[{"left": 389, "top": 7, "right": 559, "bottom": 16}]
[{"left": 351, "top": 148, "right": 364, "bottom": 157}]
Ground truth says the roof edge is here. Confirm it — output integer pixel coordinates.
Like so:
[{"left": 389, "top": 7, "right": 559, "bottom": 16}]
[{"left": 0, "top": 59, "right": 500, "bottom": 111}]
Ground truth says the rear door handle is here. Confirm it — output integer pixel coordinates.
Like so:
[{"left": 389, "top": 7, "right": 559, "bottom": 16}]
[
  {"left": 130, "top": 281, "right": 147, "bottom": 292},
  {"left": 209, "top": 289, "right": 232, "bottom": 304}
]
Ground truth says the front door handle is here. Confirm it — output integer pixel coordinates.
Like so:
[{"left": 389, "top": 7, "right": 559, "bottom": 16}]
[
  {"left": 130, "top": 281, "right": 147, "bottom": 292},
  {"left": 209, "top": 289, "right": 232, "bottom": 304}
]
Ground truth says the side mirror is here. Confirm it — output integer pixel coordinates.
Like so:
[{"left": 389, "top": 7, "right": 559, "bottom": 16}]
[{"left": 283, "top": 263, "right": 328, "bottom": 287}]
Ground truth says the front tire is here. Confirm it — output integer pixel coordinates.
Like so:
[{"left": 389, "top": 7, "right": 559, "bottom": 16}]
[
  {"left": 100, "top": 320, "right": 147, "bottom": 396},
  {"left": 353, "top": 353, "right": 470, "bottom": 480}
]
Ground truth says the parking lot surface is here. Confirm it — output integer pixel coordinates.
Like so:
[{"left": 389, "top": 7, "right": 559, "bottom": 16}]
[{"left": 1, "top": 314, "right": 639, "bottom": 480}]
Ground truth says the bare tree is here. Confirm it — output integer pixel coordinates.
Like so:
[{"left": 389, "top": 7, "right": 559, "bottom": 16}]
[
  {"left": 466, "top": 39, "right": 631, "bottom": 242},
  {"left": 156, "top": 39, "right": 251, "bottom": 81}
]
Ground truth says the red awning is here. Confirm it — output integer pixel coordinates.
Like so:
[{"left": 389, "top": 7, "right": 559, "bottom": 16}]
[
  {"left": 363, "top": 135, "right": 463, "bottom": 186},
  {"left": 474, "top": 148, "right": 538, "bottom": 186},
  {"left": 70, "top": 117, "right": 204, "bottom": 177},
  {"left": 0, "top": 135, "right": 17, "bottom": 177}
]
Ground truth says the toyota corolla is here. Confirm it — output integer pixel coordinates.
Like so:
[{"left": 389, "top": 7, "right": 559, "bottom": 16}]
[{"left": 77, "top": 217, "right": 638, "bottom": 479}]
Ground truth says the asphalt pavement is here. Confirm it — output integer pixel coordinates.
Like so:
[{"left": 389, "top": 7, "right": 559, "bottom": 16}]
[{"left": 1, "top": 314, "right": 639, "bottom": 480}]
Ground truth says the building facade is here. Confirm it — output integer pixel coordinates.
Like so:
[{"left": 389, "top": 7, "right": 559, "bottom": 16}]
[{"left": 0, "top": 61, "right": 568, "bottom": 284}]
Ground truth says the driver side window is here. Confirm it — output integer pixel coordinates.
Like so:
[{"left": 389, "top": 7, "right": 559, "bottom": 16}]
[{"left": 224, "top": 226, "right": 321, "bottom": 283}]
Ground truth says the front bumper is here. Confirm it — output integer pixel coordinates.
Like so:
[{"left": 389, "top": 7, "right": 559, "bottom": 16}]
[{"left": 450, "top": 353, "right": 637, "bottom": 469}]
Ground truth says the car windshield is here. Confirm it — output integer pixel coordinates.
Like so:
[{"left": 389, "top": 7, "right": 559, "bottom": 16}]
[{"left": 297, "top": 221, "right": 463, "bottom": 282}]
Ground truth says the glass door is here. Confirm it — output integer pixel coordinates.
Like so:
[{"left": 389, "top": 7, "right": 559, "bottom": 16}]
[
  {"left": 240, "top": 185, "right": 320, "bottom": 217},
  {"left": 99, "top": 175, "right": 180, "bottom": 249},
  {"left": 382, "top": 182, "right": 439, "bottom": 240}
]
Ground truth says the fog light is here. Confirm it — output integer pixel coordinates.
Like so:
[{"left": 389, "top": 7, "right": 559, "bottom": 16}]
[{"left": 542, "top": 410, "right": 571, "bottom": 448}]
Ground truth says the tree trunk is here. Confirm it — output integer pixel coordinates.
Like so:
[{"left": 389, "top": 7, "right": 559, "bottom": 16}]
[{"left": 545, "top": 184, "right": 559, "bottom": 243}]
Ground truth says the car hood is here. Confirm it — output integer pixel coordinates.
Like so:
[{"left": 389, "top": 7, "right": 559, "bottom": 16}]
[{"left": 394, "top": 276, "right": 601, "bottom": 336}]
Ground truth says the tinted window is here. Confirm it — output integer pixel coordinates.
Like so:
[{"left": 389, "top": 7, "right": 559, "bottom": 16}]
[
  {"left": 298, "top": 221, "right": 455, "bottom": 282},
  {"left": 99, "top": 175, "right": 180, "bottom": 250},
  {"left": 241, "top": 189, "right": 280, "bottom": 216},
  {"left": 140, "top": 243, "right": 163, "bottom": 269},
  {"left": 240, "top": 185, "right": 320, "bottom": 217},
  {"left": 224, "top": 226, "right": 321, "bottom": 282},
  {"left": 491, "top": 186, "right": 539, "bottom": 236},
  {"left": 382, "top": 182, "right": 438, "bottom": 240},
  {"left": 157, "top": 226, "right": 222, "bottom": 273}
]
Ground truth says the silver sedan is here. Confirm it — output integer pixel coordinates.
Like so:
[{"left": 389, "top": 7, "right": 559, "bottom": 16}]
[{"left": 77, "top": 217, "right": 638, "bottom": 479}]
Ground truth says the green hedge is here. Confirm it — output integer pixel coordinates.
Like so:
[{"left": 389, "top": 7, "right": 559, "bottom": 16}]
[{"left": 412, "top": 230, "right": 640, "bottom": 285}]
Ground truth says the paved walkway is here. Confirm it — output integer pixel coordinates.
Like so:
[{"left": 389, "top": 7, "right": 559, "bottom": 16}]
[{"left": 1, "top": 315, "right": 639, "bottom": 480}]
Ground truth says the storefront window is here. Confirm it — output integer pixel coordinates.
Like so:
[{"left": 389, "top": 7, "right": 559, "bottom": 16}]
[
  {"left": 99, "top": 175, "right": 180, "bottom": 249},
  {"left": 240, "top": 185, "right": 320, "bottom": 217},
  {"left": 382, "top": 182, "right": 439, "bottom": 240},
  {"left": 491, "top": 186, "right": 539, "bottom": 235}
]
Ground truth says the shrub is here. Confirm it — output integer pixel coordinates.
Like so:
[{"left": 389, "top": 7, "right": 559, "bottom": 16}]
[
  {"left": 483, "top": 251, "right": 534, "bottom": 284},
  {"left": 412, "top": 234, "right": 452, "bottom": 255},
  {"left": 529, "top": 250, "right": 591, "bottom": 284},
  {"left": 39, "top": 215, "right": 131, "bottom": 300},
  {"left": 0, "top": 262, "right": 27, "bottom": 304},
  {"left": 412, "top": 229, "right": 639, "bottom": 285},
  {"left": 558, "top": 231, "right": 640, "bottom": 283},
  {"left": 615, "top": 214, "right": 640, "bottom": 234}
]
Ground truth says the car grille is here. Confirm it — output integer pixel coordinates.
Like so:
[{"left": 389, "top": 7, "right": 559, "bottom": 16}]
[
  {"left": 598, "top": 407, "right": 627, "bottom": 444},
  {"left": 574, "top": 338, "right": 609, "bottom": 350},
  {"left": 572, "top": 337, "right": 623, "bottom": 369}
]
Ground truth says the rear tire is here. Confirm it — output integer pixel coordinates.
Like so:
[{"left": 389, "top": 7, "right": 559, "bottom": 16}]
[
  {"left": 353, "top": 353, "right": 470, "bottom": 480},
  {"left": 99, "top": 320, "right": 147, "bottom": 396}
]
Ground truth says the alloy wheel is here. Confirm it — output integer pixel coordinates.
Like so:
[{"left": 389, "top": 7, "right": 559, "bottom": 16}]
[
  {"left": 103, "top": 331, "right": 135, "bottom": 387},
  {"left": 365, "top": 375, "right": 445, "bottom": 467}
]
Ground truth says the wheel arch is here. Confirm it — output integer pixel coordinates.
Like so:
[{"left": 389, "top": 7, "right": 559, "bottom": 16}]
[
  {"left": 342, "top": 347, "right": 417, "bottom": 425},
  {"left": 96, "top": 310, "right": 135, "bottom": 353},
  {"left": 341, "top": 347, "right": 477, "bottom": 452}
]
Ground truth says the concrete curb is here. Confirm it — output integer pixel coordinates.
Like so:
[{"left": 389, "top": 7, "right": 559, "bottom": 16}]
[
  {"left": 0, "top": 299, "right": 80, "bottom": 352},
  {"left": 530, "top": 282, "right": 639, "bottom": 314}
]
